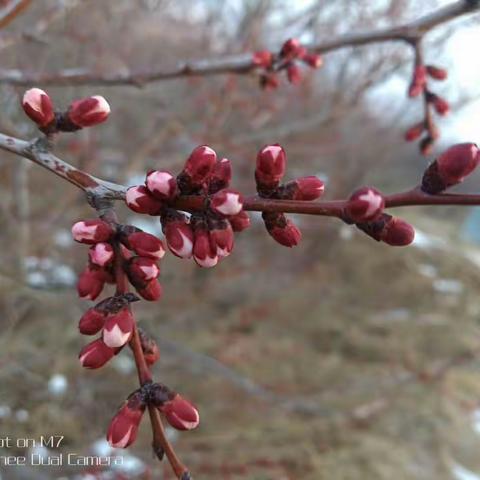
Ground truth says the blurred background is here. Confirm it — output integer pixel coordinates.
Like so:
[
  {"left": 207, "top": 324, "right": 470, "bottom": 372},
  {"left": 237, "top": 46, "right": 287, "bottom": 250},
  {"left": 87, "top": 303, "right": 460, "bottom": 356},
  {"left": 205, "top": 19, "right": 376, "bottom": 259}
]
[{"left": 1, "top": 0, "right": 480, "bottom": 479}]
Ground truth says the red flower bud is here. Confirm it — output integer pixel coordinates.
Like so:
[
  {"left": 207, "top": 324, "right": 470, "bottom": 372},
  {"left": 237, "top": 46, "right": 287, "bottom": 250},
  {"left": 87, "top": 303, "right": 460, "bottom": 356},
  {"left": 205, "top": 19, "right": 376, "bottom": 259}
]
[
  {"left": 280, "top": 38, "right": 302, "bottom": 58},
  {"left": 67, "top": 95, "right": 110, "bottom": 127},
  {"left": 79, "top": 307, "right": 106, "bottom": 335},
  {"left": 77, "top": 266, "right": 107, "bottom": 300},
  {"left": 302, "top": 53, "right": 322, "bottom": 69},
  {"left": 103, "top": 308, "right": 134, "bottom": 348},
  {"left": 430, "top": 94, "right": 450, "bottom": 116},
  {"left": 344, "top": 187, "right": 385, "bottom": 223},
  {"left": 160, "top": 394, "right": 199, "bottom": 431},
  {"left": 137, "top": 279, "right": 163, "bottom": 301},
  {"left": 107, "top": 393, "right": 145, "bottom": 448},
  {"left": 125, "top": 185, "right": 163, "bottom": 215},
  {"left": 22, "top": 88, "right": 55, "bottom": 127},
  {"left": 422, "top": 143, "right": 480, "bottom": 193},
  {"left": 139, "top": 329, "right": 160, "bottom": 366},
  {"left": 283, "top": 176, "right": 325, "bottom": 201},
  {"left": 259, "top": 73, "right": 280, "bottom": 90},
  {"left": 426, "top": 65, "right": 448, "bottom": 81},
  {"left": 229, "top": 211, "right": 251, "bottom": 232},
  {"left": 181, "top": 145, "right": 217, "bottom": 186},
  {"left": 263, "top": 212, "right": 301, "bottom": 247},
  {"left": 255, "top": 144, "right": 287, "bottom": 189},
  {"left": 356, "top": 213, "right": 414, "bottom": 247},
  {"left": 252, "top": 50, "right": 273, "bottom": 68},
  {"left": 162, "top": 215, "right": 194, "bottom": 258},
  {"left": 193, "top": 228, "right": 218, "bottom": 268},
  {"left": 209, "top": 220, "right": 234, "bottom": 257},
  {"left": 124, "top": 231, "right": 165, "bottom": 260},
  {"left": 420, "top": 136, "right": 434, "bottom": 156},
  {"left": 287, "top": 64, "right": 302, "bottom": 85},
  {"left": 408, "top": 65, "right": 427, "bottom": 97},
  {"left": 145, "top": 170, "right": 177, "bottom": 200},
  {"left": 127, "top": 256, "right": 160, "bottom": 284},
  {"left": 79, "top": 338, "right": 116, "bottom": 369},
  {"left": 72, "top": 219, "right": 114, "bottom": 244},
  {"left": 88, "top": 242, "right": 114, "bottom": 267},
  {"left": 208, "top": 158, "right": 232, "bottom": 194},
  {"left": 404, "top": 121, "right": 425, "bottom": 142},
  {"left": 210, "top": 189, "right": 244, "bottom": 217}
]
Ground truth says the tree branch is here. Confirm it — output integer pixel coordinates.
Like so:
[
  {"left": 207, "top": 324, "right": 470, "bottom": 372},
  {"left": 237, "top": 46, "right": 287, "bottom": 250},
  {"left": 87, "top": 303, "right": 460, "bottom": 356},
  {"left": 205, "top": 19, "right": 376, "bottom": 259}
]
[
  {"left": 0, "top": 1, "right": 477, "bottom": 87},
  {"left": 0, "top": 0, "right": 31, "bottom": 30}
]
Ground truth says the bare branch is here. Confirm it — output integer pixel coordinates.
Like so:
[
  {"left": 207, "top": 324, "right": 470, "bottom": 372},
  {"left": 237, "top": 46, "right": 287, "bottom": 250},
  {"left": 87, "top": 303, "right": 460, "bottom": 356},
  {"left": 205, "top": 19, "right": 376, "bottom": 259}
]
[{"left": 0, "top": 0, "right": 31, "bottom": 30}]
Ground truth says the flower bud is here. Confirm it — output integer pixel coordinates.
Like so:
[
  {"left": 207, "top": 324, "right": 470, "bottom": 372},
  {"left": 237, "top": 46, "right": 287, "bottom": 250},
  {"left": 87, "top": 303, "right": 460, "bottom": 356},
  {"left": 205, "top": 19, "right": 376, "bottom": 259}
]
[
  {"left": 210, "top": 189, "right": 244, "bottom": 217},
  {"left": 103, "top": 308, "right": 134, "bottom": 348},
  {"left": 123, "top": 231, "right": 165, "bottom": 260},
  {"left": 72, "top": 219, "right": 114, "bottom": 245},
  {"left": 177, "top": 145, "right": 217, "bottom": 193},
  {"left": 145, "top": 170, "right": 177, "bottom": 200},
  {"left": 209, "top": 219, "right": 234, "bottom": 257},
  {"left": 160, "top": 394, "right": 200, "bottom": 431},
  {"left": 404, "top": 122, "right": 425, "bottom": 142},
  {"left": 426, "top": 65, "right": 447, "bottom": 81},
  {"left": 208, "top": 158, "right": 232, "bottom": 194},
  {"left": 126, "top": 256, "right": 160, "bottom": 284},
  {"left": 356, "top": 213, "right": 415, "bottom": 247},
  {"left": 77, "top": 266, "right": 107, "bottom": 300},
  {"left": 428, "top": 93, "right": 450, "bottom": 116},
  {"left": 139, "top": 328, "right": 160, "bottom": 366},
  {"left": 161, "top": 214, "right": 194, "bottom": 258},
  {"left": 88, "top": 242, "right": 114, "bottom": 267},
  {"left": 302, "top": 53, "right": 322, "bottom": 69},
  {"left": 344, "top": 187, "right": 385, "bottom": 223},
  {"left": 282, "top": 176, "right": 325, "bottom": 201},
  {"left": 280, "top": 38, "right": 302, "bottom": 58},
  {"left": 79, "top": 307, "right": 106, "bottom": 335},
  {"left": 125, "top": 185, "right": 163, "bottom": 215},
  {"left": 422, "top": 143, "right": 480, "bottom": 193},
  {"left": 107, "top": 393, "right": 145, "bottom": 448},
  {"left": 193, "top": 227, "right": 218, "bottom": 268},
  {"left": 408, "top": 65, "right": 427, "bottom": 98},
  {"left": 420, "top": 136, "right": 434, "bottom": 156},
  {"left": 287, "top": 64, "right": 302, "bottom": 85},
  {"left": 252, "top": 50, "right": 273, "bottom": 68},
  {"left": 79, "top": 338, "right": 116, "bottom": 369},
  {"left": 137, "top": 279, "right": 163, "bottom": 301},
  {"left": 262, "top": 212, "right": 301, "bottom": 247},
  {"left": 67, "top": 95, "right": 110, "bottom": 127},
  {"left": 259, "top": 73, "right": 280, "bottom": 90},
  {"left": 22, "top": 88, "right": 55, "bottom": 127},
  {"left": 255, "top": 144, "right": 287, "bottom": 190},
  {"left": 229, "top": 211, "right": 251, "bottom": 232}
]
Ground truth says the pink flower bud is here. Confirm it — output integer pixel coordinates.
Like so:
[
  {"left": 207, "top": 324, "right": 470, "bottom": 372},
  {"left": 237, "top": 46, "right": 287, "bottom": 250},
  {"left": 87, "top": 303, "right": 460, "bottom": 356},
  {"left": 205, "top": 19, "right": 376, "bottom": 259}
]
[
  {"left": 145, "top": 170, "right": 177, "bottom": 200},
  {"left": 137, "top": 279, "right": 163, "bottom": 301},
  {"left": 127, "top": 257, "right": 160, "bottom": 284},
  {"left": 180, "top": 145, "right": 217, "bottom": 188},
  {"left": 404, "top": 122, "right": 425, "bottom": 142},
  {"left": 422, "top": 143, "right": 480, "bottom": 193},
  {"left": 283, "top": 176, "right": 325, "bottom": 201},
  {"left": 259, "top": 73, "right": 279, "bottom": 90},
  {"left": 302, "top": 53, "right": 322, "bottom": 69},
  {"left": 209, "top": 221, "right": 234, "bottom": 257},
  {"left": 79, "top": 338, "right": 116, "bottom": 369},
  {"left": 72, "top": 219, "right": 114, "bottom": 245},
  {"left": 79, "top": 307, "right": 106, "bottom": 335},
  {"left": 88, "top": 242, "right": 114, "bottom": 267},
  {"left": 208, "top": 158, "right": 232, "bottom": 193},
  {"left": 430, "top": 94, "right": 450, "bottom": 116},
  {"left": 139, "top": 329, "right": 160, "bottom": 366},
  {"left": 67, "top": 95, "right": 110, "bottom": 127},
  {"left": 103, "top": 308, "right": 134, "bottom": 348},
  {"left": 263, "top": 212, "right": 301, "bottom": 247},
  {"left": 125, "top": 185, "right": 163, "bottom": 215},
  {"left": 124, "top": 231, "right": 165, "bottom": 260},
  {"left": 229, "top": 211, "right": 251, "bottom": 232},
  {"left": 287, "top": 64, "right": 302, "bottom": 85},
  {"left": 255, "top": 144, "right": 287, "bottom": 189},
  {"left": 162, "top": 215, "right": 194, "bottom": 258},
  {"left": 22, "top": 88, "right": 55, "bottom": 127},
  {"left": 160, "top": 394, "right": 199, "bottom": 431},
  {"left": 408, "top": 65, "right": 426, "bottom": 98},
  {"left": 280, "top": 38, "right": 302, "bottom": 58},
  {"left": 426, "top": 65, "right": 448, "bottom": 81},
  {"left": 77, "top": 266, "right": 107, "bottom": 300},
  {"left": 193, "top": 228, "right": 218, "bottom": 268},
  {"left": 356, "top": 213, "right": 415, "bottom": 247},
  {"left": 210, "top": 189, "right": 244, "bottom": 217},
  {"left": 107, "top": 393, "right": 145, "bottom": 448},
  {"left": 252, "top": 50, "right": 273, "bottom": 68},
  {"left": 344, "top": 187, "right": 385, "bottom": 223}
]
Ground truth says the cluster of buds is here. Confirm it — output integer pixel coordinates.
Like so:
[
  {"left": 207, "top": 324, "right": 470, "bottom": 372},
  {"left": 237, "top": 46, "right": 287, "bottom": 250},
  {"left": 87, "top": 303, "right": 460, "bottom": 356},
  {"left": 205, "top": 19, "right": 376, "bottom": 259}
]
[
  {"left": 125, "top": 145, "right": 250, "bottom": 268},
  {"left": 342, "top": 187, "right": 415, "bottom": 247},
  {"left": 405, "top": 64, "right": 449, "bottom": 155},
  {"left": 22, "top": 88, "right": 110, "bottom": 134},
  {"left": 107, "top": 383, "right": 199, "bottom": 449},
  {"left": 255, "top": 144, "right": 325, "bottom": 247},
  {"left": 253, "top": 38, "right": 323, "bottom": 90}
]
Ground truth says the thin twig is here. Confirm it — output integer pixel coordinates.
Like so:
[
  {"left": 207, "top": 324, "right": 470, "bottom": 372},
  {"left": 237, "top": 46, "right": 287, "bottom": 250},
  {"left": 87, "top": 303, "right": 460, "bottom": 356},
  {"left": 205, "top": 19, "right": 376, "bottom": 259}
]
[{"left": 0, "top": 0, "right": 31, "bottom": 30}]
